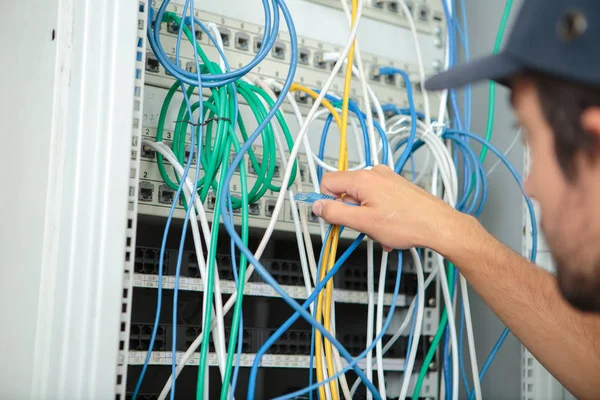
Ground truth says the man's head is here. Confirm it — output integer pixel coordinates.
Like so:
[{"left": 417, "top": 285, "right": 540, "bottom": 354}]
[
  {"left": 511, "top": 72, "right": 600, "bottom": 312},
  {"left": 425, "top": 0, "right": 600, "bottom": 311}
]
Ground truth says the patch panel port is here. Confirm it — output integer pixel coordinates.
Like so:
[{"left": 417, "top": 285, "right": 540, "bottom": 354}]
[
  {"left": 218, "top": 28, "right": 231, "bottom": 47},
  {"left": 141, "top": 144, "right": 155, "bottom": 159},
  {"left": 265, "top": 200, "right": 277, "bottom": 218},
  {"left": 249, "top": 157, "right": 262, "bottom": 175},
  {"left": 166, "top": 21, "right": 180, "bottom": 34},
  {"left": 165, "top": 57, "right": 176, "bottom": 76},
  {"left": 207, "top": 193, "right": 216, "bottom": 210},
  {"left": 185, "top": 61, "right": 197, "bottom": 73},
  {"left": 254, "top": 38, "right": 263, "bottom": 53},
  {"left": 419, "top": 5, "right": 430, "bottom": 21},
  {"left": 235, "top": 32, "right": 250, "bottom": 50},
  {"left": 158, "top": 185, "right": 175, "bottom": 205},
  {"left": 299, "top": 49, "right": 310, "bottom": 65},
  {"left": 139, "top": 181, "right": 154, "bottom": 203},
  {"left": 273, "top": 41, "right": 286, "bottom": 59},
  {"left": 146, "top": 53, "right": 159, "bottom": 73},
  {"left": 249, "top": 203, "right": 261, "bottom": 216},
  {"left": 314, "top": 52, "right": 326, "bottom": 69},
  {"left": 295, "top": 91, "right": 309, "bottom": 104}
]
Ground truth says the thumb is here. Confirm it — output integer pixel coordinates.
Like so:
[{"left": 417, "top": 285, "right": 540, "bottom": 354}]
[{"left": 312, "top": 200, "right": 373, "bottom": 232}]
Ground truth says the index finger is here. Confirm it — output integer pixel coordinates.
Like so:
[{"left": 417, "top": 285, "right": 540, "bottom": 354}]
[{"left": 320, "top": 170, "right": 368, "bottom": 199}]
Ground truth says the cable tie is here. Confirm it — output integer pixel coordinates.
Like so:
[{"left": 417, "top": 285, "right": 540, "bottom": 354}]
[{"left": 173, "top": 117, "right": 231, "bottom": 127}]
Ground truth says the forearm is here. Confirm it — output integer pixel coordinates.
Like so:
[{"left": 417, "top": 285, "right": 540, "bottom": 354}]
[{"left": 436, "top": 212, "right": 600, "bottom": 400}]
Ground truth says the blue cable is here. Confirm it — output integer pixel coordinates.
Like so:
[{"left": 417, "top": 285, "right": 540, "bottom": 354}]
[
  {"left": 148, "top": 0, "right": 279, "bottom": 87},
  {"left": 214, "top": 2, "right": 384, "bottom": 398},
  {"left": 315, "top": 99, "right": 389, "bottom": 182},
  {"left": 241, "top": 232, "right": 381, "bottom": 399},
  {"left": 450, "top": 137, "right": 482, "bottom": 215},
  {"left": 381, "top": 103, "right": 429, "bottom": 122},
  {"left": 133, "top": 0, "right": 206, "bottom": 397},
  {"left": 274, "top": 250, "right": 405, "bottom": 400},
  {"left": 315, "top": 100, "right": 371, "bottom": 182},
  {"left": 169, "top": 1, "right": 206, "bottom": 397},
  {"left": 442, "top": 130, "right": 538, "bottom": 400},
  {"left": 376, "top": 67, "right": 418, "bottom": 174}
]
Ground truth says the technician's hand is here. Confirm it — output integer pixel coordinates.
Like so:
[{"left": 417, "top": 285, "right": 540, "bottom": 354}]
[{"left": 312, "top": 165, "right": 463, "bottom": 252}]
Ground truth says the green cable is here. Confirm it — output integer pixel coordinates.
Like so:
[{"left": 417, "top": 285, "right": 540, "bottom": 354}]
[
  {"left": 412, "top": 263, "right": 456, "bottom": 400},
  {"left": 154, "top": 11, "right": 300, "bottom": 397},
  {"left": 480, "top": 0, "right": 513, "bottom": 162},
  {"left": 248, "top": 84, "right": 298, "bottom": 191},
  {"left": 196, "top": 133, "right": 231, "bottom": 399},
  {"left": 219, "top": 131, "right": 250, "bottom": 400}
]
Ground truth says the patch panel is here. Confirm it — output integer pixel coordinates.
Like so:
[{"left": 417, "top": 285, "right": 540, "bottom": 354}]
[
  {"left": 305, "top": 0, "right": 446, "bottom": 35},
  {"left": 134, "top": 247, "right": 170, "bottom": 275},
  {"left": 144, "top": 5, "right": 442, "bottom": 114},
  {"left": 135, "top": 153, "right": 354, "bottom": 238},
  {"left": 334, "top": 262, "right": 437, "bottom": 305},
  {"left": 136, "top": 151, "right": 434, "bottom": 240},
  {"left": 132, "top": 273, "right": 411, "bottom": 307},
  {"left": 129, "top": 324, "right": 168, "bottom": 352},
  {"left": 127, "top": 350, "right": 411, "bottom": 371},
  {"left": 128, "top": 323, "right": 429, "bottom": 363},
  {"left": 261, "top": 329, "right": 312, "bottom": 356}
]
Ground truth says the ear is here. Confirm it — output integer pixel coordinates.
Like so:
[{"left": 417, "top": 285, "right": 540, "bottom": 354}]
[
  {"left": 579, "top": 107, "right": 600, "bottom": 173},
  {"left": 580, "top": 107, "right": 600, "bottom": 151}
]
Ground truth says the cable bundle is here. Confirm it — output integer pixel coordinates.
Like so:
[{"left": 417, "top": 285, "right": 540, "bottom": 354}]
[{"left": 131, "top": 1, "right": 538, "bottom": 400}]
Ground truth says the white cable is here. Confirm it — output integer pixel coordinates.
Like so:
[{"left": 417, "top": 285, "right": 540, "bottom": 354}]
[
  {"left": 365, "top": 241, "right": 376, "bottom": 400},
  {"left": 207, "top": 22, "right": 226, "bottom": 72},
  {"left": 348, "top": 269, "right": 439, "bottom": 397},
  {"left": 268, "top": 79, "right": 327, "bottom": 239},
  {"left": 257, "top": 79, "right": 351, "bottom": 400},
  {"left": 333, "top": 49, "right": 398, "bottom": 397},
  {"left": 487, "top": 129, "right": 522, "bottom": 176},
  {"left": 321, "top": 52, "right": 387, "bottom": 163},
  {"left": 144, "top": 141, "right": 230, "bottom": 399},
  {"left": 389, "top": 116, "right": 461, "bottom": 400},
  {"left": 398, "top": 248, "right": 426, "bottom": 400},
  {"left": 386, "top": 115, "right": 433, "bottom": 186},
  {"left": 397, "top": 0, "right": 431, "bottom": 124},
  {"left": 159, "top": 2, "right": 366, "bottom": 392}
]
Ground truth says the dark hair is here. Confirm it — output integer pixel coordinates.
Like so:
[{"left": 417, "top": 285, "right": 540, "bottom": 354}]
[{"left": 526, "top": 70, "right": 600, "bottom": 180}]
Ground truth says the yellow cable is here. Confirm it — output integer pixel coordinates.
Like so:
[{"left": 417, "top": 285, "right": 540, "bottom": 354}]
[
  {"left": 314, "top": 235, "right": 332, "bottom": 400},
  {"left": 320, "top": 0, "right": 359, "bottom": 397},
  {"left": 292, "top": 81, "right": 344, "bottom": 400},
  {"left": 290, "top": 84, "right": 343, "bottom": 131}
]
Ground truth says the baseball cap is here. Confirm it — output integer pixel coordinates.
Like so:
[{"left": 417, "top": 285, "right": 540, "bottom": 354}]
[{"left": 425, "top": 0, "right": 600, "bottom": 91}]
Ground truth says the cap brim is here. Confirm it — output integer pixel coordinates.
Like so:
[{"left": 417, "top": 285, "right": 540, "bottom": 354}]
[{"left": 424, "top": 52, "right": 524, "bottom": 91}]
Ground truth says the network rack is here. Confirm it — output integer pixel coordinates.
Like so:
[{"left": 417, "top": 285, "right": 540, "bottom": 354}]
[{"left": 124, "top": 1, "right": 443, "bottom": 398}]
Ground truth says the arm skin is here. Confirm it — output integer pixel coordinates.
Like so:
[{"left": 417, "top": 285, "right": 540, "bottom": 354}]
[
  {"left": 438, "top": 212, "right": 600, "bottom": 400},
  {"left": 313, "top": 166, "right": 600, "bottom": 399}
]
